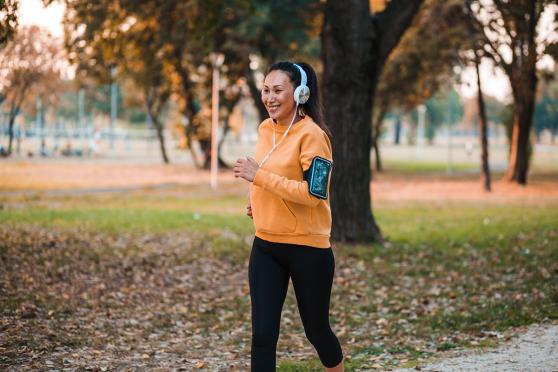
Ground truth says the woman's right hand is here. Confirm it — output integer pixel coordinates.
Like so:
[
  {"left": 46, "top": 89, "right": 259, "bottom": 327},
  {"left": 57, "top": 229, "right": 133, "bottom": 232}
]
[{"left": 246, "top": 204, "right": 253, "bottom": 219}]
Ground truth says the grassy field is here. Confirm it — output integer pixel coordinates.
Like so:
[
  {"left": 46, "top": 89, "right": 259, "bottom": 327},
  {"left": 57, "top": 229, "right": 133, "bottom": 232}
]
[{"left": 1, "top": 182, "right": 557, "bottom": 371}]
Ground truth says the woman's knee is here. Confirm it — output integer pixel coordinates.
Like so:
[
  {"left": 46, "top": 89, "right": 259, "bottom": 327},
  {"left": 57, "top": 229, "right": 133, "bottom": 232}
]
[
  {"left": 252, "top": 326, "right": 280, "bottom": 347},
  {"left": 303, "top": 322, "right": 335, "bottom": 346}
]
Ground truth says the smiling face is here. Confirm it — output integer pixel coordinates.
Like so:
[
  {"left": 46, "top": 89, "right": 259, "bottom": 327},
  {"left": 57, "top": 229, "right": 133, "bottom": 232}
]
[{"left": 261, "top": 70, "right": 297, "bottom": 125}]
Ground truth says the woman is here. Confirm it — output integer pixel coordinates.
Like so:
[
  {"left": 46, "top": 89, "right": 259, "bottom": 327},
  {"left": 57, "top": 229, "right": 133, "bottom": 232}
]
[{"left": 234, "top": 61, "right": 344, "bottom": 372}]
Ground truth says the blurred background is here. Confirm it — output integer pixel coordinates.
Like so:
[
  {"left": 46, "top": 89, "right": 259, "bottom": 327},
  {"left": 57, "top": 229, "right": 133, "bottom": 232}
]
[
  {"left": 1, "top": 0, "right": 556, "bottom": 175},
  {"left": 1, "top": 1, "right": 557, "bottom": 371}
]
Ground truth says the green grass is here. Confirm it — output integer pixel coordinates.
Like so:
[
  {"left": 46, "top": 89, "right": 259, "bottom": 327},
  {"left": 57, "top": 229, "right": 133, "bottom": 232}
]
[
  {"left": 2, "top": 191, "right": 557, "bottom": 370},
  {"left": 3, "top": 193, "right": 557, "bottom": 244},
  {"left": 382, "top": 160, "right": 478, "bottom": 174},
  {"left": 429, "top": 297, "right": 558, "bottom": 333},
  {"left": 0, "top": 207, "right": 253, "bottom": 234},
  {"left": 278, "top": 358, "right": 325, "bottom": 371},
  {"left": 375, "top": 203, "right": 558, "bottom": 247}
]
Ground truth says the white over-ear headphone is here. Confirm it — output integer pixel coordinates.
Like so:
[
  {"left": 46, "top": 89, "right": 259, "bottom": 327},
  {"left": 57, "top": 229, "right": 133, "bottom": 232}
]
[
  {"left": 293, "top": 63, "right": 310, "bottom": 105},
  {"left": 259, "top": 63, "right": 310, "bottom": 167}
]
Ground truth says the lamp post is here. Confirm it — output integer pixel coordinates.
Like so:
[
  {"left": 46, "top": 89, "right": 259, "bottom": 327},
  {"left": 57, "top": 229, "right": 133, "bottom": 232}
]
[{"left": 210, "top": 52, "right": 225, "bottom": 190}]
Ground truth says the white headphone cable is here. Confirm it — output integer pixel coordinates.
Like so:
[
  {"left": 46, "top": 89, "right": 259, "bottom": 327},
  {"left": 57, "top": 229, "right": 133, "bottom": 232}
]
[{"left": 258, "top": 104, "right": 299, "bottom": 167}]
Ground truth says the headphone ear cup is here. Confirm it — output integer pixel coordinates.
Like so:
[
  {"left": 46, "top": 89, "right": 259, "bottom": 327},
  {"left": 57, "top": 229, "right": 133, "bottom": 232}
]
[{"left": 294, "top": 85, "right": 310, "bottom": 105}]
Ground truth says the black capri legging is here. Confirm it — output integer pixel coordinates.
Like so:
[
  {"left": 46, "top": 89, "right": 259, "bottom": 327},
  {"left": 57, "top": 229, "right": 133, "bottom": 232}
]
[{"left": 248, "top": 236, "right": 344, "bottom": 371}]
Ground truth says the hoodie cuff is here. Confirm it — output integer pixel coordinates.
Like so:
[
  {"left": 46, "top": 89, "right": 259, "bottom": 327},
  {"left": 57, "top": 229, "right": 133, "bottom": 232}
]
[{"left": 253, "top": 168, "right": 267, "bottom": 188}]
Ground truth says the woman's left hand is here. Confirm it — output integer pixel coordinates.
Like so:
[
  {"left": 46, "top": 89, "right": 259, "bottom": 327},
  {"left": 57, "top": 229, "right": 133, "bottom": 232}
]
[{"left": 234, "top": 157, "right": 259, "bottom": 182}]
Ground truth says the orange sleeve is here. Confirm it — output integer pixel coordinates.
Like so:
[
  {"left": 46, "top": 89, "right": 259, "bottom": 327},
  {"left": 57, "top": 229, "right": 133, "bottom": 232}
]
[
  {"left": 253, "top": 168, "right": 320, "bottom": 207},
  {"left": 252, "top": 130, "right": 332, "bottom": 207}
]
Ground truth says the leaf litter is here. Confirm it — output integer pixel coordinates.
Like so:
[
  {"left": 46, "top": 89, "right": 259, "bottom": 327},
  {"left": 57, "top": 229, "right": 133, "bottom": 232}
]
[{"left": 1, "top": 224, "right": 557, "bottom": 371}]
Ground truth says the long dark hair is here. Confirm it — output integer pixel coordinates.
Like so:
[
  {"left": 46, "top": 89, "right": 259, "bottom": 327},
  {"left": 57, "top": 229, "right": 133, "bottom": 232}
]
[{"left": 266, "top": 61, "right": 332, "bottom": 138}]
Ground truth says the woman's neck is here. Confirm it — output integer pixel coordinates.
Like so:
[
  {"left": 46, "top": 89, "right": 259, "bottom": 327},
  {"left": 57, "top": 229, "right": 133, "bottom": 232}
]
[{"left": 275, "top": 110, "right": 304, "bottom": 126}]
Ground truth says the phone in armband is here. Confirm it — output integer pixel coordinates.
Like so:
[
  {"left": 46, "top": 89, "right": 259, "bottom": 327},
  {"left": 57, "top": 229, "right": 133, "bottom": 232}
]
[{"left": 305, "top": 156, "right": 332, "bottom": 200}]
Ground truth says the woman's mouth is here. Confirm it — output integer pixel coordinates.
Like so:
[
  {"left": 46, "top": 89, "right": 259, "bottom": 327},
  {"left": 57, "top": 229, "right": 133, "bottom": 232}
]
[{"left": 267, "top": 105, "right": 280, "bottom": 114}]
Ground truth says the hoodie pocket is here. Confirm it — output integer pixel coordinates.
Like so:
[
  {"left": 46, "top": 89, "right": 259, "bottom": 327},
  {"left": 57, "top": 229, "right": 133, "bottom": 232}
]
[{"left": 255, "top": 198, "right": 297, "bottom": 234}]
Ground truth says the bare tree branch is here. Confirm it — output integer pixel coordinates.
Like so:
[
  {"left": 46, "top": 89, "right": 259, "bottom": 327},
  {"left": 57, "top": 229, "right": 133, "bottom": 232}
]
[
  {"left": 466, "top": 1, "right": 512, "bottom": 76},
  {"left": 375, "top": 0, "right": 424, "bottom": 67}
]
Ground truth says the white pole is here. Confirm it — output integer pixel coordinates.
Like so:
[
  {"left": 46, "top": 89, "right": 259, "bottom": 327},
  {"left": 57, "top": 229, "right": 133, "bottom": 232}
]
[
  {"left": 210, "top": 53, "right": 224, "bottom": 190},
  {"left": 211, "top": 64, "right": 220, "bottom": 190}
]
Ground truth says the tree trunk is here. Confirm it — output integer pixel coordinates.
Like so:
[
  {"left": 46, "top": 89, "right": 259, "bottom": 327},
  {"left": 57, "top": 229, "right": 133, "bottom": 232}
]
[
  {"left": 217, "top": 115, "right": 232, "bottom": 169},
  {"left": 185, "top": 130, "right": 203, "bottom": 168},
  {"left": 199, "top": 139, "right": 228, "bottom": 169},
  {"left": 200, "top": 139, "right": 211, "bottom": 169},
  {"left": 145, "top": 101, "right": 169, "bottom": 164},
  {"left": 169, "top": 50, "right": 206, "bottom": 170},
  {"left": 145, "top": 92, "right": 170, "bottom": 164},
  {"left": 372, "top": 109, "right": 386, "bottom": 172},
  {"left": 475, "top": 51, "right": 491, "bottom": 192},
  {"left": 150, "top": 113, "right": 169, "bottom": 164},
  {"left": 7, "top": 103, "right": 18, "bottom": 156},
  {"left": 504, "top": 100, "right": 534, "bottom": 185},
  {"left": 502, "top": 1, "right": 537, "bottom": 185},
  {"left": 373, "top": 137, "right": 382, "bottom": 172},
  {"left": 40, "top": 109, "right": 46, "bottom": 156},
  {"left": 322, "top": 0, "right": 422, "bottom": 243},
  {"left": 198, "top": 141, "right": 225, "bottom": 168},
  {"left": 322, "top": 0, "right": 379, "bottom": 243},
  {"left": 7, "top": 116, "right": 15, "bottom": 156},
  {"left": 505, "top": 76, "right": 536, "bottom": 185},
  {"left": 394, "top": 115, "right": 401, "bottom": 145},
  {"left": 407, "top": 118, "right": 417, "bottom": 145}
]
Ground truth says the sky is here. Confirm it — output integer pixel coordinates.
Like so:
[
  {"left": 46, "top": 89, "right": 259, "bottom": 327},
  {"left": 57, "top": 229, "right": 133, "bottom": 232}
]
[
  {"left": 18, "top": 0, "right": 556, "bottom": 104},
  {"left": 19, "top": 0, "right": 65, "bottom": 37}
]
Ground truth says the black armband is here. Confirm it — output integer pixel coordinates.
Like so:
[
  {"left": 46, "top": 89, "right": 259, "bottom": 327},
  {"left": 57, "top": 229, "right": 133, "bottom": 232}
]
[{"left": 303, "top": 156, "right": 332, "bottom": 200}]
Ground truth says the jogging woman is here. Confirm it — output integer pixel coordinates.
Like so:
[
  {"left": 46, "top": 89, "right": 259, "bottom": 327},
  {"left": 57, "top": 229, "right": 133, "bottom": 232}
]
[{"left": 234, "top": 61, "right": 344, "bottom": 372}]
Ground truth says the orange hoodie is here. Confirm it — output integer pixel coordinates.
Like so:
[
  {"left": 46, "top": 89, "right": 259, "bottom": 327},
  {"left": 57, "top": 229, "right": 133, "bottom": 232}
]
[{"left": 249, "top": 116, "right": 333, "bottom": 248}]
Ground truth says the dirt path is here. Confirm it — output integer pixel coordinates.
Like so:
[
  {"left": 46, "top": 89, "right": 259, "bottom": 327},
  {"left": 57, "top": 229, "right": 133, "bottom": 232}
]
[
  {"left": 2, "top": 161, "right": 557, "bottom": 204},
  {"left": 393, "top": 323, "right": 558, "bottom": 372}
]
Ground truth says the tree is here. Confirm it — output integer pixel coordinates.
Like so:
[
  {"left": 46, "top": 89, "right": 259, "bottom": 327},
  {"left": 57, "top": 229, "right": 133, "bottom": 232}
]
[
  {"left": 64, "top": 1, "right": 224, "bottom": 167},
  {"left": 61, "top": 0, "right": 323, "bottom": 168},
  {"left": 61, "top": 0, "right": 182, "bottom": 163},
  {"left": 474, "top": 48, "right": 491, "bottom": 191},
  {"left": 423, "top": 86, "right": 463, "bottom": 145},
  {"left": 0, "top": 0, "right": 18, "bottom": 48},
  {"left": 373, "top": 0, "right": 471, "bottom": 169},
  {"left": 321, "top": 0, "right": 423, "bottom": 243},
  {"left": 467, "top": 0, "right": 558, "bottom": 184},
  {"left": 122, "top": 26, "right": 172, "bottom": 164},
  {"left": 0, "top": 25, "right": 64, "bottom": 155}
]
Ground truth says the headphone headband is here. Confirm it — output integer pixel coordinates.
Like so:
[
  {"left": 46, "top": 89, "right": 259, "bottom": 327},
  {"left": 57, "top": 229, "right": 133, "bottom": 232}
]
[
  {"left": 293, "top": 63, "right": 307, "bottom": 87},
  {"left": 292, "top": 63, "right": 310, "bottom": 105}
]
